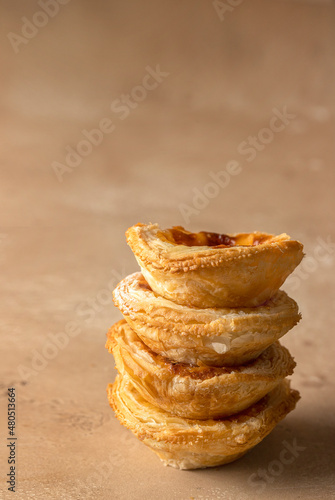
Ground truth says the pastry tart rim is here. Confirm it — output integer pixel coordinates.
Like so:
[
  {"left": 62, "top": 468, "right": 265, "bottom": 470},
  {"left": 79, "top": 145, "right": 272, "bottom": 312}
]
[
  {"left": 126, "top": 222, "right": 304, "bottom": 272},
  {"left": 113, "top": 272, "right": 301, "bottom": 339}
]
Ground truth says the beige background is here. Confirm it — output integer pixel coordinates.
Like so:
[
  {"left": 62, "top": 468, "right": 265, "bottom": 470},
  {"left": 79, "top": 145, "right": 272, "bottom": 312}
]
[{"left": 1, "top": 0, "right": 335, "bottom": 499}]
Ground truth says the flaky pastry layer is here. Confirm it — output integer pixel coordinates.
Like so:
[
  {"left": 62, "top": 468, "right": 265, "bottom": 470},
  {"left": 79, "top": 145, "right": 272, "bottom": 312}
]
[
  {"left": 107, "top": 320, "right": 296, "bottom": 419},
  {"left": 108, "top": 376, "right": 300, "bottom": 470},
  {"left": 126, "top": 223, "right": 304, "bottom": 308},
  {"left": 113, "top": 273, "right": 300, "bottom": 366}
]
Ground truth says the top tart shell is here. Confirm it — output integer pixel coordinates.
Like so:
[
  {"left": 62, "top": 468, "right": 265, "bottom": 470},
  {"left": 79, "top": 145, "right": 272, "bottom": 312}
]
[{"left": 126, "top": 223, "right": 304, "bottom": 308}]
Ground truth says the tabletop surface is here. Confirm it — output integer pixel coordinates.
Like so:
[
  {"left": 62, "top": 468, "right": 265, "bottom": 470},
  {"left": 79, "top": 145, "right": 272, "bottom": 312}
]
[{"left": 0, "top": 1, "right": 334, "bottom": 499}]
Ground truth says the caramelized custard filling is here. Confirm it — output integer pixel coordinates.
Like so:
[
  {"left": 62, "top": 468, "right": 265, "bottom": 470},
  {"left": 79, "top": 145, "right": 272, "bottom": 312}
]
[
  {"left": 137, "top": 276, "right": 152, "bottom": 291},
  {"left": 161, "top": 226, "right": 268, "bottom": 248}
]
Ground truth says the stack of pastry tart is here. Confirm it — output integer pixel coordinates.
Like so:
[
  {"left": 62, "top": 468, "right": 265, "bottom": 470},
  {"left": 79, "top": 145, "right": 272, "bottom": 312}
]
[{"left": 107, "top": 223, "right": 304, "bottom": 470}]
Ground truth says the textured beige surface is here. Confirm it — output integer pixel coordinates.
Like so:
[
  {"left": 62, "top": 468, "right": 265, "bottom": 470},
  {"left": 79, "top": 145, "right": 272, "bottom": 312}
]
[{"left": 0, "top": 0, "right": 335, "bottom": 499}]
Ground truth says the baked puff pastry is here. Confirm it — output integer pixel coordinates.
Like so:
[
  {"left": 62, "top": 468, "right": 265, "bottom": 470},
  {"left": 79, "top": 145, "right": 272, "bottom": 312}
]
[
  {"left": 106, "top": 320, "right": 296, "bottom": 420},
  {"left": 126, "top": 223, "right": 304, "bottom": 308},
  {"left": 108, "top": 376, "right": 300, "bottom": 470},
  {"left": 113, "top": 273, "right": 301, "bottom": 366}
]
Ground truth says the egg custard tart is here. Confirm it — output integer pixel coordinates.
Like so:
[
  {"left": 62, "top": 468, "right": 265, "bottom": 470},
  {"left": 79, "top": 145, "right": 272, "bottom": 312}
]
[
  {"left": 106, "top": 320, "right": 296, "bottom": 420},
  {"left": 108, "top": 376, "right": 300, "bottom": 470},
  {"left": 113, "top": 273, "right": 301, "bottom": 366},
  {"left": 126, "top": 223, "right": 304, "bottom": 308}
]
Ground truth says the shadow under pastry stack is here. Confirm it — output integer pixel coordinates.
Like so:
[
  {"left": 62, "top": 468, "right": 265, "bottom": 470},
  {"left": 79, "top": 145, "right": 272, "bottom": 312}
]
[{"left": 106, "top": 223, "right": 304, "bottom": 470}]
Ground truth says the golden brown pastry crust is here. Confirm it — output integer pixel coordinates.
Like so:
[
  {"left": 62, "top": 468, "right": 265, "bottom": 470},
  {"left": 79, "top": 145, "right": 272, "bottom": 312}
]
[
  {"left": 126, "top": 223, "right": 304, "bottom": 308},
  {"left": 113, "top": 273, "right": 301, "bottom": 366},
  {"left": 108, "top": 376, "right": 300, "bottom": 470},
  {"left": 107, "top": 320, "right": 296, "bottom": 419}
]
